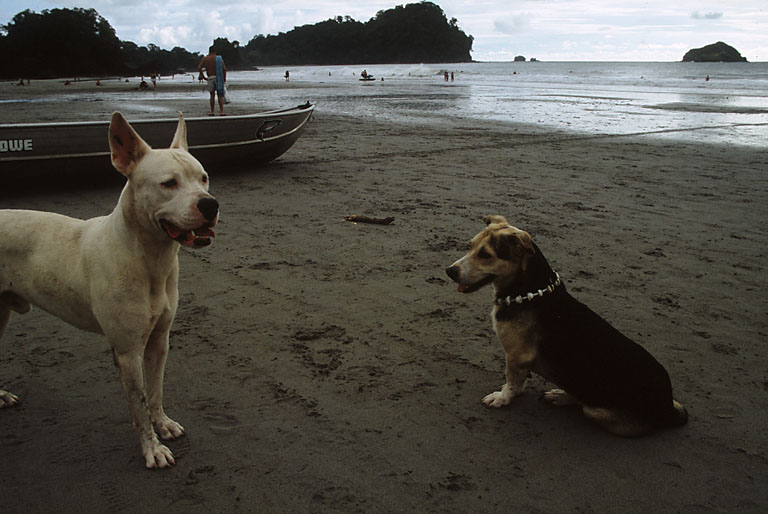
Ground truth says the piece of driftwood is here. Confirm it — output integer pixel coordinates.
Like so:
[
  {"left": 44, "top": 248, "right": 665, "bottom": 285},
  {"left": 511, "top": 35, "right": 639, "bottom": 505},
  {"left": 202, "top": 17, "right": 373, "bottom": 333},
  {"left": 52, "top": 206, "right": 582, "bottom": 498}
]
[{"left": 343, "top": 215, "right": 395, "bottom": 225}]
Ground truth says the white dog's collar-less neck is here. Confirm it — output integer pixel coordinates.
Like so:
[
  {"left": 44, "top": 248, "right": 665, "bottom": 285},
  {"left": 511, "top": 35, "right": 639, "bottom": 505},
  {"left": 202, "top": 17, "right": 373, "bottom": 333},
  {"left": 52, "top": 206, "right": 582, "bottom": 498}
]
[{"left": 495, "top": 272, "right": 562, "bottom": 307}]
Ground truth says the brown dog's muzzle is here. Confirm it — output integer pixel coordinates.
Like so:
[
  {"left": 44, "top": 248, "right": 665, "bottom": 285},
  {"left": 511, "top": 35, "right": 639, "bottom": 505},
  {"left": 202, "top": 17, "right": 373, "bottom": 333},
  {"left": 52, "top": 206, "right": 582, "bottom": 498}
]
[{"left": 446, "top": 265, "right": 461, "bottom": 282}]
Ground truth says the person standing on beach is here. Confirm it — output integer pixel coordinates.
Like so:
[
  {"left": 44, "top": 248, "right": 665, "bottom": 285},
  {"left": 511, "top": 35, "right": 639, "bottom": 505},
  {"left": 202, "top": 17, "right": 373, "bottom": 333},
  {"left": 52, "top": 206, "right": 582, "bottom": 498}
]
[{"left": 198, "top": 46, "right": 227, "bottom": 116}]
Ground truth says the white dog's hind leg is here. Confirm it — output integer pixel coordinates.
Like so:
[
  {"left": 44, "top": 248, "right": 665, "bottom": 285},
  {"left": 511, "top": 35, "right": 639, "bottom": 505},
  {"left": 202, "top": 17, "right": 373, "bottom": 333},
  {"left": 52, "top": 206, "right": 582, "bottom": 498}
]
[
  {"left": 144, "top": 326, "right": 184, "bottom": 440},
  {"left": 0, "top": 303, "right": 13, "bottom": 407},
  {"left": 113, "top": 350, "right": 175, "bottom": 468},
  {"left": 0, "top": 293, "right": 28, "bottom": 408}
]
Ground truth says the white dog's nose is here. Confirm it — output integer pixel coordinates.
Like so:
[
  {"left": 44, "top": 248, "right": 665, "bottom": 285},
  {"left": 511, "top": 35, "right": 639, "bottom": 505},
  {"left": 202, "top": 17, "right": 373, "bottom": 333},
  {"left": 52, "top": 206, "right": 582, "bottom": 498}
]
[{"left": 197, "top": 197, "right": 219, "bottom": 222}]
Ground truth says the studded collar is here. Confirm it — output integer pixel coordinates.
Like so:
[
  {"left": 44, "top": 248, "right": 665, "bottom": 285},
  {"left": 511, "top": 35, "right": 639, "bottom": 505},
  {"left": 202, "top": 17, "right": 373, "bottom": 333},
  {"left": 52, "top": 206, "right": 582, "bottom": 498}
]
[{"left": 494, "top": 272, "right": 562, "bottom": 307}]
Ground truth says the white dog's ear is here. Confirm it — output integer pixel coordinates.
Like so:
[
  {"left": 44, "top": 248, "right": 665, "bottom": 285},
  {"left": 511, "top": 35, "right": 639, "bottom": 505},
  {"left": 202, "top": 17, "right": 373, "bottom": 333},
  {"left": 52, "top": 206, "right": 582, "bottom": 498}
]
[
  {"left": 109, "top": 112, "right": 151, "bottom": 177},
  {"left": 170, "top": 113, "right": 188, "bottom": 152}
]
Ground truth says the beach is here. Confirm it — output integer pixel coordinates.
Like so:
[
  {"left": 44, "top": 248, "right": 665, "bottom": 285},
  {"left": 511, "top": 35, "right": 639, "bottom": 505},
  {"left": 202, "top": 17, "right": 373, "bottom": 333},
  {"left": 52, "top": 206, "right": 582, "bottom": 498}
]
[{"left": 1, "top": 77, "right": 767, "bottom": 513}]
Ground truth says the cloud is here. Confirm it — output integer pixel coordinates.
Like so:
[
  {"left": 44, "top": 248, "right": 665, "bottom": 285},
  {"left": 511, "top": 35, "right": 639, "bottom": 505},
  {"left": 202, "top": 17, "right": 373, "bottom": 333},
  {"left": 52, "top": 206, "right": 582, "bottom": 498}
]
[
  {"left": 691, "top": 11, "right": 723, "bottom": 20},
  {"left": 493, "top": 13, "right": 531, "bottom": 35},
  {"left": 138, "top": 25, "right": 194, "bottom": 49},
  {"left": 2, "top": 0, "right": 766, "bottom": 61},
  {"left": 128, "top": 5, "right": 272, "bottom": 51}
]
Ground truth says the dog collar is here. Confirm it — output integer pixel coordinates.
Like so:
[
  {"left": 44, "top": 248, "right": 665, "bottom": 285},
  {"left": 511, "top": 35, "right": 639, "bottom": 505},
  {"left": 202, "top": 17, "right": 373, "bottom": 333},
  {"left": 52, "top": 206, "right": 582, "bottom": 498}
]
[{"left": 495, "top": 272, "right": 561, "bottom": 306}]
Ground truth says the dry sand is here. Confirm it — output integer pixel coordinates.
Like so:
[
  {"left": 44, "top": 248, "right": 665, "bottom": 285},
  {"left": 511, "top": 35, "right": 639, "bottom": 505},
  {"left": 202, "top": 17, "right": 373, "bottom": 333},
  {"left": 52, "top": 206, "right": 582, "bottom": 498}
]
[{"left": 1, "top": 78, "right": 767, "bottom": 513}]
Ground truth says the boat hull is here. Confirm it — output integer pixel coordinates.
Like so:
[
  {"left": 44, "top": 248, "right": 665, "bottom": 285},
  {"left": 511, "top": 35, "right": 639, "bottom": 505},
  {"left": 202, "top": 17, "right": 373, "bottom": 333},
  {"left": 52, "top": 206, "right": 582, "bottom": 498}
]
[{"left": 0, "top": 103, "right": 314, "bottom": 176}]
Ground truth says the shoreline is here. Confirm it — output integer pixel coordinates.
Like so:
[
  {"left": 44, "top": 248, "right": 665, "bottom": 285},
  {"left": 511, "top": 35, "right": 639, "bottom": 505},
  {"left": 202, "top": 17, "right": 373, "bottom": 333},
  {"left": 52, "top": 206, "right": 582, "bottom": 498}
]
[
  {"left": 0, "top": 79, "right": 762, "bottom": 155},
  {"left": 1, "top": 86, "right": 767, "bottom": 512},
  {"left": 3, "top": 73, "right": 768, "bottom": 150}
]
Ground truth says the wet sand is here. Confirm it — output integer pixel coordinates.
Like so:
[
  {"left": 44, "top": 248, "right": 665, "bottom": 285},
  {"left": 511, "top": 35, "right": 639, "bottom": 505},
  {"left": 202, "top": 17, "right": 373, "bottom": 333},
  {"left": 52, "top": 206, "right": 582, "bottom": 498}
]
[{"left": 1, "top": 78, "right": 767, "bottom": 513}]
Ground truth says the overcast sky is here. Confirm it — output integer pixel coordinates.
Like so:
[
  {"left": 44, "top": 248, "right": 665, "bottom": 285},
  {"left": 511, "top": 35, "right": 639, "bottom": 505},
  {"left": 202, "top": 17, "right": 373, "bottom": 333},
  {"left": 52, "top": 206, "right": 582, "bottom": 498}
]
[{"left": 2, "top": 1, "right": 766, "bottom": 61}]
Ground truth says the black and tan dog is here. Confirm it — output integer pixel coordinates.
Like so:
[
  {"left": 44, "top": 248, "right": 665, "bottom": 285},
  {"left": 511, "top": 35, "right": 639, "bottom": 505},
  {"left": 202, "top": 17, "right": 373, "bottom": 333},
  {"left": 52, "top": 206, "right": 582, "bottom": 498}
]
[{"left": 446, "top": 215, "right": 687, "bottom": 436}]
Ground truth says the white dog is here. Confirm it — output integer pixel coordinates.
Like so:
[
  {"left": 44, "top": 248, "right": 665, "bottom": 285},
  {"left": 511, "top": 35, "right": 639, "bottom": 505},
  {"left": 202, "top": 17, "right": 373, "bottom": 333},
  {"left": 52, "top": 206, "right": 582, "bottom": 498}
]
[{"left": 0, "top": 112, "right": 218, "bottom": 468}]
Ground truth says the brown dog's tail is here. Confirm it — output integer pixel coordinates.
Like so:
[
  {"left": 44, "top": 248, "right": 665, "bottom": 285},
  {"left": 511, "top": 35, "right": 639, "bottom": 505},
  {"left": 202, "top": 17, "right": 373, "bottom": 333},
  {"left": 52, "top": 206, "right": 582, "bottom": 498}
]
[{"left": 667, "top": 400, "right": 688, "bottom": 427}]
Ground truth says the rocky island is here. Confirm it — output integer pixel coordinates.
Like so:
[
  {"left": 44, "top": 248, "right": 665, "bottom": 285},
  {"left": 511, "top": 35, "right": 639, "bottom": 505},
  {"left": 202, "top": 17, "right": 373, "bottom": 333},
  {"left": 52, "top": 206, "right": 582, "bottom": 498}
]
[{"left": 682, "top": 42, "right": 747, "bottom": 62}]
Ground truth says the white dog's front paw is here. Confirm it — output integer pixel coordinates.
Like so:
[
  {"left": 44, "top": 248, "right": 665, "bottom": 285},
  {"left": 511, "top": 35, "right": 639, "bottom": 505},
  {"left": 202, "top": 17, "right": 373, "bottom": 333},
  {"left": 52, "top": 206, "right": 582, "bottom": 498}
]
[
  {"left": 482, "top": 384, "right": 517, "bottom": 408},
  {"left": 154, "top": 415, "right": 185, "bottom": 440},
  {"left": 543, "top": 388, "right": 578, "bottom": 406},
  {"left": 0, "top": 389, "right": 19, "bottom": 408},
  {"left": 143, "top": 441, "right": 176, "bottom": 469}
]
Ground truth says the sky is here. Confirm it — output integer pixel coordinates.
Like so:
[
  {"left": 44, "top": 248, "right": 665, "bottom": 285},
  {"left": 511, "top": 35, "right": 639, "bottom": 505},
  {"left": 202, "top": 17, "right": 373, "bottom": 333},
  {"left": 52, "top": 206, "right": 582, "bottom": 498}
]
[{"left": 2, "top": 1, "right": 767, "bottom": 62}]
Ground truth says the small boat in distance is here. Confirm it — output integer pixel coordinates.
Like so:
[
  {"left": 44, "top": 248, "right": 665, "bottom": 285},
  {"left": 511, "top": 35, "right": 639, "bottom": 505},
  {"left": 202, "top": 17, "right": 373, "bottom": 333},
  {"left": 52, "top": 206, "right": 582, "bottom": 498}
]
[
  {"left": 0, "top": 103, "right": 315, "bottom": 176},
  {"left": 359, "top": 69, "right": 376, "bottom": 82}
]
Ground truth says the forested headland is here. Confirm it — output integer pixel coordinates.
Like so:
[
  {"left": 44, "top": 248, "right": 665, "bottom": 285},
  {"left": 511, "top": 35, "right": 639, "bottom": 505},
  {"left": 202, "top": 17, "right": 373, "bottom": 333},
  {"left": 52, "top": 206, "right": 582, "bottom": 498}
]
[
  {"left": 242, "top": 2, "right": 473, "bottom": 66},
  {"left": 0, "top": 8, "right": 200, "bottom": 79},
  {"left": 0, "top": 2, "right": 473, "bottom": 79}
]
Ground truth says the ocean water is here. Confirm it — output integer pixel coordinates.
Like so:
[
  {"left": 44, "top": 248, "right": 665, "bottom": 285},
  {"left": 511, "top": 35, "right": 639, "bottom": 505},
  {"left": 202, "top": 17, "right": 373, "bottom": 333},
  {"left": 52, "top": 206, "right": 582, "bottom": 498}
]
[
  {"left": 5, "top": 62, "right": 766, "bottom": 146},
  {"left": 222, "top": 61, "right": 768, "bottom": 147}
]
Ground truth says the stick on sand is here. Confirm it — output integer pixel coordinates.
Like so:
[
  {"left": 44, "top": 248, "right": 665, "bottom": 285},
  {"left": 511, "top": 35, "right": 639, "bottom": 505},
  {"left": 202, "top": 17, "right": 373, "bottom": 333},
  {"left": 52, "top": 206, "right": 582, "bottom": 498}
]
[{"left": 343, "top": 215, "right": 395, "bottom": 225}]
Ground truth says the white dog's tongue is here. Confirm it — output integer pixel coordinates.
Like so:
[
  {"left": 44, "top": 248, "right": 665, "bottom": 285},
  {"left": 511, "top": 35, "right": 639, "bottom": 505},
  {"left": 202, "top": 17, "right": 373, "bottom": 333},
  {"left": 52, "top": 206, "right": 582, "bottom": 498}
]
[
  {"left": 179, "top": 231, "right": 197, "bottom": 246},
  {"left": 161, "top": 220, "right": 213, "bottom": 247}
]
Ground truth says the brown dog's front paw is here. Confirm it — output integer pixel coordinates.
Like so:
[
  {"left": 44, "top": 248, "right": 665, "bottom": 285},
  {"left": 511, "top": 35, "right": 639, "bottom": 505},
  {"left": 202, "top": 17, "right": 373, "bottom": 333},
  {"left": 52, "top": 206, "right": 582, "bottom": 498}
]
[
  {"left": 482, "top": 384, "right": 519, "bottom": 407},
  {"left": 543, "top": 388, "right": 579, "bottom": 406}
]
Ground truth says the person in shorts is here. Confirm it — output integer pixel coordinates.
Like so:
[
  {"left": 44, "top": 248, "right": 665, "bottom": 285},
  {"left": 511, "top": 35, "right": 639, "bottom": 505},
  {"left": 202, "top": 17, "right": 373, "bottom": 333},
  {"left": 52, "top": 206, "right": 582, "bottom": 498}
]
[{"left": 197, "top": 46, "right": 227, "bottom": 115}]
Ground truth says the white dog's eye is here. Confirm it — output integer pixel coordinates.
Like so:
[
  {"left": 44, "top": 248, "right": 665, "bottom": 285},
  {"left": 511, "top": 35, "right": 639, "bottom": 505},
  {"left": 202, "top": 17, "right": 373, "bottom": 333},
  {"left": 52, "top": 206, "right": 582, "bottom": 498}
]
[
  {"left": 161, "top": 179, "right": 178, "bottom": 188},
  {"left": 202, "top": 175, "right": 208, "bottom": 184}
]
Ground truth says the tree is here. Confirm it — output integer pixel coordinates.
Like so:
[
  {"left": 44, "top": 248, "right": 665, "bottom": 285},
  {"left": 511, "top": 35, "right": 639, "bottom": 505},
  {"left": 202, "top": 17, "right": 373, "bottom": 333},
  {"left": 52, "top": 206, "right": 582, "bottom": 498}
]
[
  {"left": 0, "top": 7, "right": 202, "bottom": 78},
  {"left": 2, "top": 8, "right": 123, "bottom": 78},
  {"left": 212, "top": 37, "right": 242, "bottom": 68},
  {"left": 243, "top": 1, "right": 473, "bottom": 66}
]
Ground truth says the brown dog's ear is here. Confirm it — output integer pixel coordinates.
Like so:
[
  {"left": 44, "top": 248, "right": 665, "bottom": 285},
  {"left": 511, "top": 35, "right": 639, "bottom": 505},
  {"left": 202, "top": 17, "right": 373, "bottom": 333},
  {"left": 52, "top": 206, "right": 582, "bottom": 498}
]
[
  {"left": 492, "top": 230, "right": 535, "bottom": 260},
  {"left": 483, "top": 215, "right": 509, "bottom": 226},
  {"left": 109, "top": 112, "right": 150, "bottom": 177},
  {"left": 170, "top": 113, "right": 188, "bottom": 151},
  {"left": 515, "top": 230, "right": 534, "bottom": 252}
]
